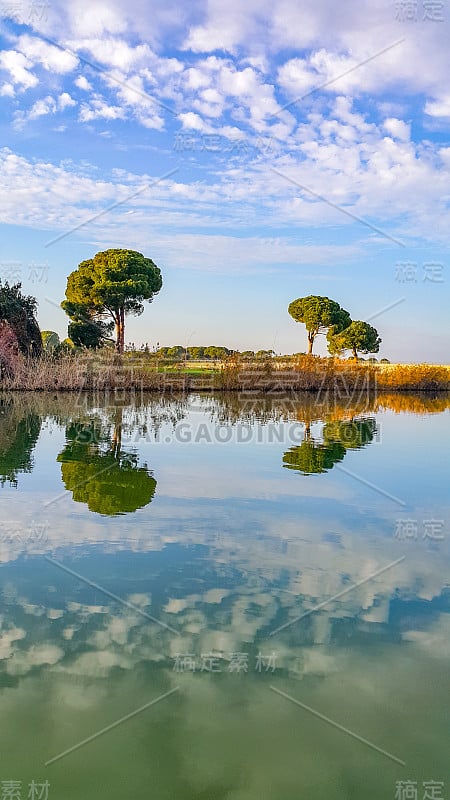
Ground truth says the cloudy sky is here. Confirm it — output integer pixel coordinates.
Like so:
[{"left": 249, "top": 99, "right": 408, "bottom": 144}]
[{"left": 0, "top": 0, "right": 449, "bottom": 360}]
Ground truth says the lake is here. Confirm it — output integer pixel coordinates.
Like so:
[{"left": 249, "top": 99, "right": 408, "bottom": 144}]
[{"left": 0, "top": 391, "right": 449, "bottom": 800}]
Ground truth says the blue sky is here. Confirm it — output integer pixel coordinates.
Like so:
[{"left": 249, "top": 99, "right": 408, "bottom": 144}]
[{"left": 0, "top": 0, "right": 449, "bottom": 361}]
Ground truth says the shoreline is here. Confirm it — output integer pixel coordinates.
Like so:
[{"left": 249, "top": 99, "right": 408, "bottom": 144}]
[{"left": 1, "top": 354, "right": 449, "bottom": 393}]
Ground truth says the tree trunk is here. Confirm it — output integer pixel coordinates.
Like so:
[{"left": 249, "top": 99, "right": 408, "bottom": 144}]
[
  {"left": 120, "top": 308, "right": 125, "bottom": 354},
  {"left": 307, "top": 333, "right": 314, "bottom": 355},
  {"left": 352, "top": 347, "right": 358, "bottom": 361},
  {"left": 115, "top": 318, "right": 121, "bottom": 353},
  {"left": 111, "top": 408, "right": 123, "bottom": 458},
  {"left": 114, "top": 309, "right": 125, "bottom": 354}
]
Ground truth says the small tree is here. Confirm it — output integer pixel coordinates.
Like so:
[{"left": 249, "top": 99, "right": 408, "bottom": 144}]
[
  {"left": 62, "top": 249, "right": 162, "bottom": 354},
  {"left": 288, "top": 295, "right": 351, "bottom": 354},
  {"left": 327, "top": 320, "right": 381, "bottom": 360},
  {"left": 41, "top": 331, "right": 61, "bottom": 353},
  {"left": 67, "top": 318, "right": 113, "bottom": 349}
]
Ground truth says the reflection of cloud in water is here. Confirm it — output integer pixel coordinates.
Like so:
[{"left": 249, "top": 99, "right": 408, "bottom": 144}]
[
  {"left": 0, "top": 394, "right": 449, "bottom": 703},
  {"left": 403, "top": 614, "right": 450, "bottom": 659},
  {"left": 0, "top": 625, "right": 26, "bottom": 659},
  {"left": 0, "top": 393, "right": 448, "bottom": 798},
  {"left": 6, "top": 643, "right": 64, "bottom": 676}
]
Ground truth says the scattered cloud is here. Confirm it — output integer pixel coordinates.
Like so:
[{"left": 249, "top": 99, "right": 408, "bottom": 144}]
[
  {"left": 424, "top": 95, "right": 450, "bottom": 118},
  {"left": 0, "top": 50, "right": 39, "bottom": 90},
  {"left": 16, "top": 35, "right": 79, "bottom": 73},
  {"left": 79, "top": 97, "right": 127, "bottom": 121},
  {"left": 74, "top": 74, "right": 92, "bottom": 90},
  {"left": 383, "top": 117, "right": 410, "bottom": 141}
]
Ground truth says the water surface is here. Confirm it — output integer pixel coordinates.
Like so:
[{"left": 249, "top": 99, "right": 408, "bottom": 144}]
[{"left": 1, "top": 392, "right": 449, "bottom": 799}]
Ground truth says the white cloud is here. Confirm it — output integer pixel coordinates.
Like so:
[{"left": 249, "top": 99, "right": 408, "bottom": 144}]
[
  {"left": 28, "top": 95, "right": 57, "bottom": 119},
  {"left": 13, "top": 93, "right": 75, "bottom": 128},
  {"left": 59, "top": 91, "right": 76, "bottom": 109},
  {"left": 66, "top": 0, "right": 127, "bottom": 37},
  {"left": 425, "top": 96, "right": 450, "bottom": 118},
  {"left": 0, "top": 50, "right": 38, "bottom": 90},
  {"left": 0, "top": 83, "right": 15, "bottom": 97},
  {"left": 178, "top": 110, "right": 213, "bottom": 132},
  {"left": 79, "top": 98, "right": 127, "bottom": 121},
  {"left": 383, "top": 117, "right": 410, "bottom": 141},
  {"left": 74, "top": 75, "right": 92, "bottom": 90},
  {"left": 2, "top": 95, "right": 450, "bottom": 249},
  {"left": 17, "top": 35, "right": 79, "bottom": 73},
  {"left": 4, "top": 1, "right": 448, "bottom": 153},
  {"left": 277, "top": 58, "right": 317, "bottom": 98},
  {"left": 69, "top": 37, "right": 152, "bottom": 70}
]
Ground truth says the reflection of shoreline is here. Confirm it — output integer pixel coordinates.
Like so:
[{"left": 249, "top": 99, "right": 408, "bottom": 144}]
[
  {"left": 1, "top": 390, "right": 449, "bottom": 423},
  {"left": 3, "top": 390, "right": 446, "bottom": 495}
]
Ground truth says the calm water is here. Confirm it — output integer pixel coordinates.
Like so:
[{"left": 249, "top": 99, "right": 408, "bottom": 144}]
[{"left": 0, "top": 391, "right": 449, "bottom": 800}]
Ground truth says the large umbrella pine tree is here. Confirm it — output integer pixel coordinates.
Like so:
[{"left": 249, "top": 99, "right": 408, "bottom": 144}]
[{"left": 62, "top": 249, "right": 163, "bottom": 353}]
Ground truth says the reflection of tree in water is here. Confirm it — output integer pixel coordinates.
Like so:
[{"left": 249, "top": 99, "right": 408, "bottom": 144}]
[
  {"left": 283, "top": 417, "right": 377, "bottom": 475},
  {"left": 57, "top": 407, "right": 156, "bottom": 515},
  {"left": 0, "top": 399, "right": 41, "bottom": 487},
  {"left": 323, "top": 417, "right": 377, "bottom": 449}
]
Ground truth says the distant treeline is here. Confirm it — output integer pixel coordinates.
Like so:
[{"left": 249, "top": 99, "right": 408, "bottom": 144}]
[{"left": 154, "top": 346, "right": 275, "bottom": 359}]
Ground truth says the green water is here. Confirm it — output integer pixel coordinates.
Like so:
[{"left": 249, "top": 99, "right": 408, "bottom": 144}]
[{"left": 0, "top": 392, "right": 449, "bottom": 799}]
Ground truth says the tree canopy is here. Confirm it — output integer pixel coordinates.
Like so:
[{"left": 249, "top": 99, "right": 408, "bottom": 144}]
[
  {"left": 327, "top": 320, "right": 381, "bottom": 360},
  {"left": 0, "top": 281, "right": 42, "bottom": 359},
  {"left": 67, "top": 319, "right": 111, "bottom": 349},
  {"left": 156, "top": 345, "right": 232, "bottom": 360},
  {"left": 288, "top": 295, "right": 351, "bottom": 354},
  {"left": 62, "top": 249, "right": 162, "bottom": 353}
]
